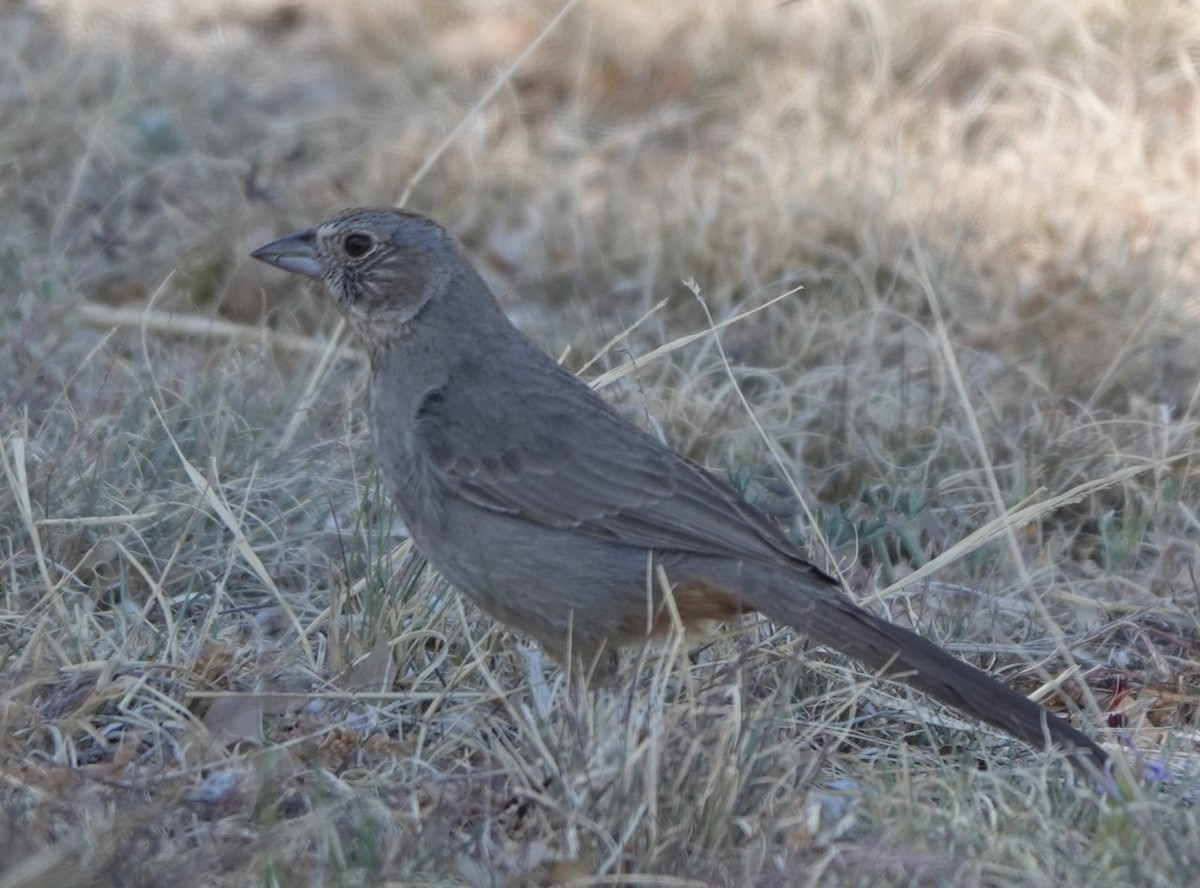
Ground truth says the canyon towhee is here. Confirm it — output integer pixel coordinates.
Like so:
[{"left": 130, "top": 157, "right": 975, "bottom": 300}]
[{"left": 252, "top": 207, "right": 1109, "bottom": 774}]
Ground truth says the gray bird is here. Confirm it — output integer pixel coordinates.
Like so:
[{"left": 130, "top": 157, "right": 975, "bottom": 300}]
[{"left": 252, "top": 207, "right": 1110, "bottom": 775}]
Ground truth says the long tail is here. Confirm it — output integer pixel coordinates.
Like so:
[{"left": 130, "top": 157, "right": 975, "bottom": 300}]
[{"left": 750, "top": 571, "right": 1110, "bottom": 775}]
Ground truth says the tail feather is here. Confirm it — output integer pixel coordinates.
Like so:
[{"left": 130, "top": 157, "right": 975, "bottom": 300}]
[{"left": 752, "top": 575, "right": 1109, "bottom": 773}]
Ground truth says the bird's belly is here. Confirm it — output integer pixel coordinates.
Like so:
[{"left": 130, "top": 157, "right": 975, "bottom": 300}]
[{"left": 406, "top": 504, "right": 658, "bottom": 661}]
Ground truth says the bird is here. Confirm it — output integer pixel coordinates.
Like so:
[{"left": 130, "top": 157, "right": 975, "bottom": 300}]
[{"left": 251, "top": 206, "right": 1111, "bottom": 776}]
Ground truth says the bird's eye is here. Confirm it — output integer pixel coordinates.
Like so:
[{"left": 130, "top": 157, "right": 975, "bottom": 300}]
[{"left": 342, "top": 233, "right": 374, "bottom": 258}]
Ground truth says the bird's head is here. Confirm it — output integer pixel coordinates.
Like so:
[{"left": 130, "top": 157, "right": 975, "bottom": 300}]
[{"left": 251, "top": 207, "right": 458, "bottom": 341}]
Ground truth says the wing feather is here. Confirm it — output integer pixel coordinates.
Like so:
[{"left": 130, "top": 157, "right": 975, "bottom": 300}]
[{"left": 417, "top": 372, "right": 811, "bottom": 567}]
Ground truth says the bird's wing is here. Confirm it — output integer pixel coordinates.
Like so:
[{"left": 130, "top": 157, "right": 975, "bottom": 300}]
[{"left": 414, "top": 368, "right": 818, "bottom": 570}]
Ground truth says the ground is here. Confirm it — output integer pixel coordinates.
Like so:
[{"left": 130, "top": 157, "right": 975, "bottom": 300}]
[{"left": 2, "top": 1, "right": 1199, "bottom": 885}]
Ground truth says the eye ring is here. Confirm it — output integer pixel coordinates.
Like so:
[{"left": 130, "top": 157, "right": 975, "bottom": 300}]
[{"left": 342, "top": 233, "right": 374, "bottom": 258}]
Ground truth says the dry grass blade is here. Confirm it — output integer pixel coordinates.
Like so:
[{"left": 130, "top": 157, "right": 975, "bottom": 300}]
[
  {"left": 2, "top": 423, "right": 76, "bottom": 632},
  {"left": 575, "top": 296, "right": 669, "bottom": 374},
  {"left": 77, "top": 302, "right": 361, "bottom": 361},
  {"left": 394, "top": 0, "right": 582, "bottom": 208},
  {"left": 274, "top": 316, "right": 349, "bottom": 453},
  {"left": 874, "top": 453, "right": 1198, "bottom": 602},
  {"left": 682, "top": 280, "right": 839, "bottom": 575},
  {"left": 149, "top": 399, "right": 316, "bottom": 668},
  {"left": 589, "top": 287, "right": 801, "bottom": 391}
]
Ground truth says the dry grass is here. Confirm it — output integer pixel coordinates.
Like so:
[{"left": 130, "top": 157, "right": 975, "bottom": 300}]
[{"left": 3, "top": 0, "right": 1200, "bottom": 884}]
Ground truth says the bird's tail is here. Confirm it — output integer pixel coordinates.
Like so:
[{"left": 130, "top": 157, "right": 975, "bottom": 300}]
[{"left": 746, "top": 567, "right": 1110, "bottom": 775}]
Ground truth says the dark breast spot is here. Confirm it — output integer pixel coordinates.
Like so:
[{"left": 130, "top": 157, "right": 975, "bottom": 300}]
[{"left": 416, "top": 388, "right": 446, "bottom": 421}]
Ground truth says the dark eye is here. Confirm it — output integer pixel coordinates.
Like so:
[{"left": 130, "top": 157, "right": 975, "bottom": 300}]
[{"left": 342, "top": 233, "right": 373, "bottom": 258}]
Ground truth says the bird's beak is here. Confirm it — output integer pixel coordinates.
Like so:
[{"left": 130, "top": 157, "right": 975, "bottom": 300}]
[{"left": 250, "top": 229, "right": 323, "bottom": 280}]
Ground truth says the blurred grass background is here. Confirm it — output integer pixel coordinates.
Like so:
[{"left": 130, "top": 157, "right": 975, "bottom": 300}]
[{"left": 2, "top": 1, "right": 1200, "bottom": 885}]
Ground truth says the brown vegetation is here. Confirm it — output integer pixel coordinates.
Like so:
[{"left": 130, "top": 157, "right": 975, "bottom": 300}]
[{"left": 2, "top": 1, "right": 1199, "bottom": 884}]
